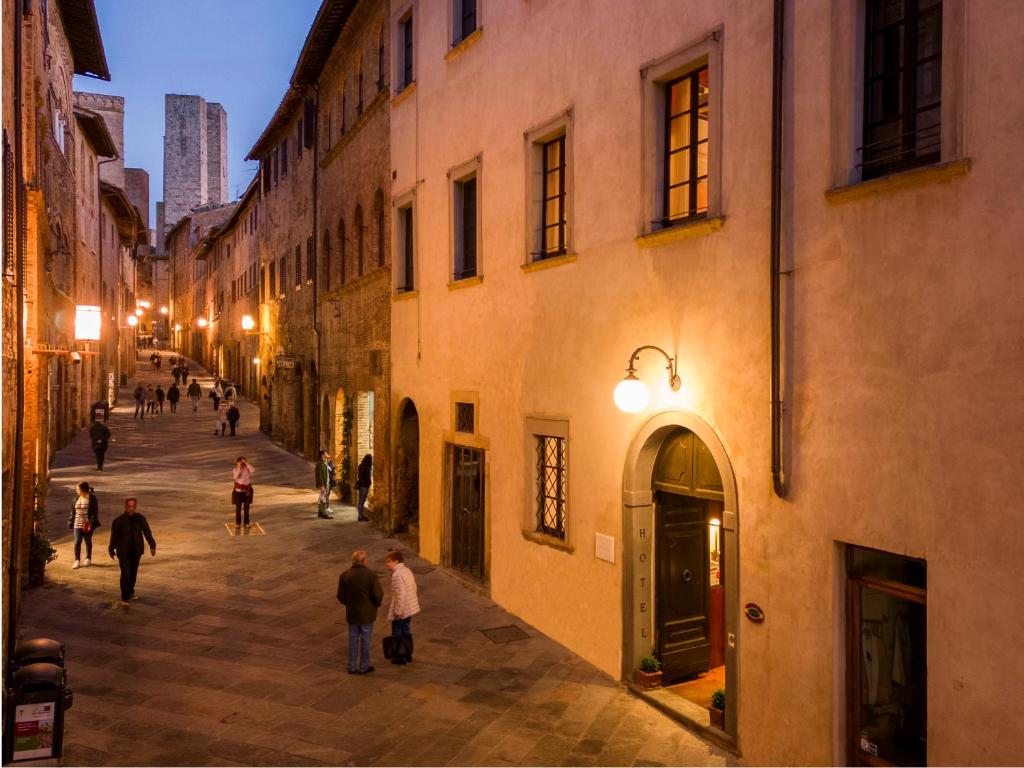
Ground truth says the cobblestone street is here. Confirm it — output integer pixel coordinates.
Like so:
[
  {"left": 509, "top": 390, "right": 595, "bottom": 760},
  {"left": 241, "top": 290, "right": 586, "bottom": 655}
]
[{"left": 16, "top": 357, "right": 732, "bottom": 767}]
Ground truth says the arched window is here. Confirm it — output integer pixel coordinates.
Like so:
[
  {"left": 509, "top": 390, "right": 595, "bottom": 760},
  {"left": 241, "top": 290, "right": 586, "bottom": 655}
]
[
  {"left": 340, "top": 81, "right": 347, "bottom": 135},
  {"left": 377, "top": 24, "right": 386, "bottom": 92},
  {"left": 322, "top": 229, "right": 331, "bottom": 287},
  {"left": 374, "top": 189, "right": 386, "bottom": 267},
  {"left": 355, "top": 54, "right": 364, "bottom": 115},
  {"left": 338, "top": 218, "right": 347, "bottom": 285},
  {"left": 354, "top": 205, "right": 364, "bottom": 277}
]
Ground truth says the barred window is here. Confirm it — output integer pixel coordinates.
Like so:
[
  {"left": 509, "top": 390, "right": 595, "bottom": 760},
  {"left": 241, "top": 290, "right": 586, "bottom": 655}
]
[
  {"left": 3, "top": 130, "right": 14, "bottom": 280},
  {"left": 455, "top": 402, "right": 474, "bottom": 433},
  {"left": 305, "top": 233, "right": 314, "bottom": 282},
  {"left": 536, "top": 435, "right": 566, "bottom": 539},
  {"left": 294, "top": 244, "right": 301, "bottom": 286}
]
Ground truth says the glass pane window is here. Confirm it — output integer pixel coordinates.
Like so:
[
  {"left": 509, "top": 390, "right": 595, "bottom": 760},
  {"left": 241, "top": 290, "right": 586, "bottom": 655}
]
[
  {"left": 540, "top": 136, "right": 566, "bottom": 258},
  {"left": 536, "top": 435, "right": 566, "bottom": 539},
  {"left": 663, "top": 66, "right": 710, "bottom": 223}
]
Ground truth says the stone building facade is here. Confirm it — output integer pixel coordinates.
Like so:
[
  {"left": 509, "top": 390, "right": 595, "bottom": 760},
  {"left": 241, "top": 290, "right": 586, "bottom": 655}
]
[{"left": 387, "top": 0, "right": 1024, "bottom": 764}]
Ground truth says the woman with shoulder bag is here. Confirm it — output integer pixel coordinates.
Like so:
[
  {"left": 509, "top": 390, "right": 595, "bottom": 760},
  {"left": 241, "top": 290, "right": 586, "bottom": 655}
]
[
  {"left": 67, "top": 482, "right": 101, "bottom": 569},
  {"left": 232, "top": 457, "right": 255, "bottom": 531}
]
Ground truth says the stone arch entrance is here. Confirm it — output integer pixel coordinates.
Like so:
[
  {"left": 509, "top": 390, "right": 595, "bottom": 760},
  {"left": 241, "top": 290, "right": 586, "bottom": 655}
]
[
  {"left": 394, "top": 398, "right": 420, "bottom": 541},
  {"left": 622, "top": 410, "right": 739, "bottom": 740}
]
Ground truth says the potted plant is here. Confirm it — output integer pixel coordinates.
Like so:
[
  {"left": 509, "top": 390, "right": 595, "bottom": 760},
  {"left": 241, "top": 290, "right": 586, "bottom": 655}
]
[
  {"left": 709, "top": 688, "right": 725, "bottom": 729},
  {"left": 28, "top": 534, "right": 58, "bottom": 588},
  {"left": 636, "top": 654, "right": 663, "bottom": 690}
]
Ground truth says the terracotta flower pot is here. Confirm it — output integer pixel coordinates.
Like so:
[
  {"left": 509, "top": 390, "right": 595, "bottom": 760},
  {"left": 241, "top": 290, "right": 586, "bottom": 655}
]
[
  {"left": 636, "top": 669, "right": 663, "bottom": 690},
  {"left": 708, "top": 706, "right": 725, "bottom": 729}
]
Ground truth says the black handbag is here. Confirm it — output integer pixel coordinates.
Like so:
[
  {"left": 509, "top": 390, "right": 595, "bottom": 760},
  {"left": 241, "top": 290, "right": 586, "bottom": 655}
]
[{"left": 382, "top": 635, "right": 413, "bottom": 660}]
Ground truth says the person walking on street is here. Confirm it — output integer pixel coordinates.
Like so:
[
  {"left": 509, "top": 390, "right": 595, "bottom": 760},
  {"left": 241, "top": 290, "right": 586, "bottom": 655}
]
[
  {"left": 187, "top": 378, "right": 202, "bottom": 411},
  {"left": 232, "top": 456, "right": 255, "bottom": 531},
  {"left": 167, "top": 382, "right": 180, "bottom": 412},
  {"left": 182, "top": 363, "right": 190, "bottom": 382},
  {"left": 108, "top": 498, "right": 157, "bottom": 603},
  {"left": 172, "top": 365, "right": 181, "bottom": 386},
  {"left": 215, "top": 400, "right": 230, "bottom": 436},
  {"left": 89, "top": 419, "right": 111, "bottom": 470},
  {"left": 336, "top": 550, "right": 383, "bottom": 675},
  {"left": 356, "top": 454, "right": 373, "bottom": 522},
  {"left": 316, "top": 450, "right": 333, "bottom": 518},
  {"left": 67, "top": 482, "right": 101, "bottom": 569},
  {"left": 145, "top": 385, "right": 157, "bottom": 415},
  {"left": 227, "top": 403, "right": 240, "bottom": 436},
  {"left": 385, "top": 551, "right": 420, "bottom": 665},
  {"left": 210, "top": 381, "right": 224, "bottom": 411},
  {"left": 223, "top": 382, "right": 236, "bottom": 402},
  {"left": 155, "top": 384, "right": 166, "bottom": 414},
  {"left": 133, "top": 383, "right": 145, "bottom": 418}
]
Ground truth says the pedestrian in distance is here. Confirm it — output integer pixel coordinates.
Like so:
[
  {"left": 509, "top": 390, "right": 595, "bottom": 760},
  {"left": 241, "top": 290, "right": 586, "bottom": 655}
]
[
  {"left": 155, "top": 353, "right": 162, "bottom": 371},
  {"left": 356, "top": 454, "right": 373, "bottom": 522},
  {"left": 67, "top": 481, "right": 101, "bottom": 569},
  {"left": 89, "top": 418, "right": 111, "bottom": 470},
  {"left": 171, "top": 366, "right": 180, "bottom": 386},
  {"left": 167, "top": 382, "right": 180, "bottom": 412},
  {"left": 187, "top": 378, "right": 202, "bottom": 411},
  {"left": 336, "top": 550, "right": 383, "bottom": 675},
  {"left": 223, "top": 382, "right": 236, "bottom": 402},
  {"left": 155, "top": 384, "right": 166, "bottom": 414},
  {"left": 210, "top": 380, "right": 223, "bottom": 411},
  {"left": 327, "top": 454, "right": 337, "bottom": 502},
  {"left": 145, "top": 385, "right": 157, "bottom": 415},
  {"left": 385, "top": 550, "right": 420, "bottom": 665},
  {"left": 227, "top": 403, "right": 240, "bottom": 436},
  {"left": 108, "top": 497, "right": 157, "bottom": 603},
  {"left": 232, "top": 456, "right": 254, "bottom": 531},
  {"left": 182, "top": 363, "right": 190, "bottom": 381},
  {"left": 133, "top": 382, "right": 145, "bottom": 418},
  {"left": 316, "top": 450, "right": 333, "bottom": 518},
  {"left": 215, "top": 400, "right": 230, "bottom": 436}
]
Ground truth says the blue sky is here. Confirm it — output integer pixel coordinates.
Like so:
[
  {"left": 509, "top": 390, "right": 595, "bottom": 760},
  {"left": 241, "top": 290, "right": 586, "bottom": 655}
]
[{"left": 73, "top": 0, "right": 322, "bottom": 226}]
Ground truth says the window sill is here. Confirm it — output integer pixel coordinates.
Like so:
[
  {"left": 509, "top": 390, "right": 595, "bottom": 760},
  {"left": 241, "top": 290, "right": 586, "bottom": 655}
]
[
  {"left": 636, "top": 216, "right": 725, "bottom": 248},
  {"left": 521, "top": 252, "right": 577, "bottom": 274},
  {"left": 447, "top": 275, "right": 482, "bottom": 291},
  {"left": 392, "top": 289, "right": 418, "bottom": 302},
  {"left": 445, "top": 28, "right": 483, "bottom": 63},
  {"left": 825, "top": 158, "right": 971, "bottom": 204},
  {"left": 521, "top": 529, "right": 574, "bottom": 554},
  {"left": 391, "top": 82, "right": 416, "bottom": 108}
]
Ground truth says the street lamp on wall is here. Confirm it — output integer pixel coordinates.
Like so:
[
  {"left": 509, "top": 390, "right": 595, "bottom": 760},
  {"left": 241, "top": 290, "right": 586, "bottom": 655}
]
[
  {"left": 613, "top": 345, "right": 681, "bottom": 413},
  {"left": 196, "top": 317, "right": 208, "bottom": 329},
  {"left": 241, "top": 314, "right": 255, "bottom": 332},
  {"left": 126, "top": 315, "right": 138, "bottom": 328},
  {"left": 74, "top": 305, "right": 102, "bottom": 341},
  {"left": 159, "top": 306, "right": 168, "bottom": 315},
  {"left": 134, "top": 308, "right": 143, "bottom": 317}
]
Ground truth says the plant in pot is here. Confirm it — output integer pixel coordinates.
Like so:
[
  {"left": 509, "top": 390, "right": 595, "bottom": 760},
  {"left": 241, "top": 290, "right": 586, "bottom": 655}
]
[
  {"left": 636, "top": 654, "right": 663, "bottom": 690},
  {"left": 708, "top": 688, "right": 726, "bottom": 729},
  {"left": 29, "top": 534, "right": 58, "bottom": 588}
]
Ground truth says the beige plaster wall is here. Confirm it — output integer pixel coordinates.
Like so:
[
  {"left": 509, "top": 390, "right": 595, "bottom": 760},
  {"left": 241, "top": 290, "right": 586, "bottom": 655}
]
[{"left": 389, "top": 0, "right": 1024, "bottom": 764}]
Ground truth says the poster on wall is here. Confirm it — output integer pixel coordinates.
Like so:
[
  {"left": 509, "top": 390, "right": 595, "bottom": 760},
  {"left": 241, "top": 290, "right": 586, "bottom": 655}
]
[{"left": 13, "top": 702, "right": 56, "bottom": 761}]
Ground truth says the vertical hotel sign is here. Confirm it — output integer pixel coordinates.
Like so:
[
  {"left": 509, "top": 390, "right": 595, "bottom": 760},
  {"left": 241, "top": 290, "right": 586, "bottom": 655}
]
[{"left": 13, "top": 702, "right": 55, "bottom": 760}]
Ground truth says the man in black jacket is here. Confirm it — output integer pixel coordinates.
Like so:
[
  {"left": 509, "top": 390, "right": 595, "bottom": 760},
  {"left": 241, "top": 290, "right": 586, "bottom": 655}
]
[
  {"left": 336, "top": 550, "right": 383, "bottom": 674},
  {"left": 89, "top": 419, "right": 111, "bottom": 470},
  {"left": 108, "top": 498, "right": 157, "bottom": 602}
]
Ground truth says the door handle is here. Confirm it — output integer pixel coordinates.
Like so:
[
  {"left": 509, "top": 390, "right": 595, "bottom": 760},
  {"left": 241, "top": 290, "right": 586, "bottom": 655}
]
[{"left": 682, "top": 569, "right": 692, "bottom": 583}]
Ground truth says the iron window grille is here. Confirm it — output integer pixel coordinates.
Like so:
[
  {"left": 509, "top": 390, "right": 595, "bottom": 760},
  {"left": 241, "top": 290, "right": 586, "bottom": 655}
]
[
  {"left": 860, "top": 0, "right": 942, "bottom": 179},
  {"left": 538, "top": 136, "right": 566, "bottom": 259},
  {"left": 306, "top": 233, "right": 315, "bottom": 282},
  {"left": 455, "top": 402, "right": 475, "bottom": 433},
  {"left": 278, "top": 257, "right": 286, "bottom": 297},
  {"left": 3, "top": 130, "right": 13, "bottom": 279},
  {"left": 536, "top": 435, "right": 566, "bottom": 539},
  {"left": 454, "top": 176, "right": 477, "bottom": 280},
  {"left": 662, "top": 66, "right": 709, "bottom": 225},
  {"left": 294, "top": 244, "right": 301, "bottom": 286}
]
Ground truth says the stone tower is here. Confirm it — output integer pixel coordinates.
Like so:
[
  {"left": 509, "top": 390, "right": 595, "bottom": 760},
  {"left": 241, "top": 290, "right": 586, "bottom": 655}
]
[{"left": 157, "top": 94, "right": 228, "bottom": 250}]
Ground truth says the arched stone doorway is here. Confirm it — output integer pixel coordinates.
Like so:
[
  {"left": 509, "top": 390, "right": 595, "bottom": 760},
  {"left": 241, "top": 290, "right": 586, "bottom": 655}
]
[
  {"left": 622, "top": 410, "right": 739, "bottom": 740},
  {"left": 333, "top": 388, "right": 351, "bottom": 503},
  {"left": 394, "top": 398, "right": 420, "bottom": 542}
]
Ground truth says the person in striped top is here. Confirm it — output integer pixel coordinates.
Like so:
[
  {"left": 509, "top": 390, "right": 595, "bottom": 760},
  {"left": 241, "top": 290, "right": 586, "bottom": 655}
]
[{"left": 385, "top": 550, "right": 420, "bottom": 665}]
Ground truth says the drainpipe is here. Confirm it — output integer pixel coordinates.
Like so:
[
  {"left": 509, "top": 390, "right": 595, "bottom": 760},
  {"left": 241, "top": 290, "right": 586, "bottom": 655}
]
[
  {"left": 97, "top": 157, "right": 116, "bottom": 399},
  {"left": 7, "top": 0, "right": 26, "bottom": 678},
  {"left": 770, "top": 0, "right": 788, "bottom": 498},
  {"left": 311, "top": 88, "right": 321, "bottom": 457}
]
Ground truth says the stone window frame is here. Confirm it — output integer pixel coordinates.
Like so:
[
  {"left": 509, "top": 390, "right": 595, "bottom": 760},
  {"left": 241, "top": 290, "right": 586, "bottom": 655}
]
[
  {"left": 447, "top": 154, "right": 483, "bottom": 288},
  {"left": 392, "top": 186, "right": 416, "bottom": 297},
  {"left": 522, "top": 416, "right": 573, "bottom": 553},
  {"left": 639, "top": 28, "right": 725, "bottom": 241},
  {"left": 523, "top": 108, "right": 575, "bottom": 270},
  {"left": 826, "top": 0, "right": 970, "bottom": 200}
]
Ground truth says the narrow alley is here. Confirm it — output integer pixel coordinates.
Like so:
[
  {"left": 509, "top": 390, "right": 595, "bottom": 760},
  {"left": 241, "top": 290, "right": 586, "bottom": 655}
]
[{"left": 16, "top": 357, "right": 731, "bottom": 767}]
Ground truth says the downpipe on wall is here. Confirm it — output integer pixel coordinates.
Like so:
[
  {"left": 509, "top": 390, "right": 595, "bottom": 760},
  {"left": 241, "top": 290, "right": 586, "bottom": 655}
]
[{"left": 770, "top": 0, "right": 788, "bottom": 498}]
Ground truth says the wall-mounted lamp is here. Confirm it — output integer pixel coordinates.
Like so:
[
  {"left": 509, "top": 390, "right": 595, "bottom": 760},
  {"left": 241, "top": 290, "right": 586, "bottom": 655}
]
[
  {"left": 613, "top": 345, "right": 680, "bottom": 413},
  {"left": 196, "top": 318, "right": 208, "bottom": 329},
  {"left": 173, "top": 323, "right": 182, "bottom": 332},
  {"left": 252, "top": 357, "right": 260, "bottom": 365},
  {"left": 126, "top": 315, "right": 138, "bottom": 327},
  {"left": 138, "top": 300, "right": 151, "bottom": 309},
  {"left": 241, "top": 314, "right": 255, "bottom": 332},
  {"left": 134, "top": 308, "right": 143, "bottom": 317},
  {"left": 159, "top": 306, "right": 169, "bottom": 315},
  {"left": 74, "top": 305, "right": 102, "bottom": 341}
]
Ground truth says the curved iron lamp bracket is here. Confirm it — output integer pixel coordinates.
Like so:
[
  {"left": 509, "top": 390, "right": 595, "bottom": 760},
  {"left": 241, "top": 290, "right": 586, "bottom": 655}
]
[{"left": 626, "top": 345, "right": 681, "bottom": 391}]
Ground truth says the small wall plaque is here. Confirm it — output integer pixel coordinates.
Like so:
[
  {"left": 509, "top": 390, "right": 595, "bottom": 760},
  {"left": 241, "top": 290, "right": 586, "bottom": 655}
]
[
  {"left": 744, "top": 602, "right": 765, "bottom": 623},
  {"left": 595, "top": 533, "right": 615, "bottom": 563}
]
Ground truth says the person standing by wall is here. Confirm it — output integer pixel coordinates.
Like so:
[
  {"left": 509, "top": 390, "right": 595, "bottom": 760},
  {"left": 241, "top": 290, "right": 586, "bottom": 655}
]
[
  {"left": 108, "top": 498, "right": 157, "bottom": 603},
  {"left": 167, "top": 382, "right": 180, "bottom": 413},
  {"left": 67, "top": 482, "right": 101, "bottom": 569},
  {"left": 231, "top": 457, "right": 255, "bottom": 531},
  {"left": 89, "top": 418, "right": 111, "bottom": 471},
  {"left": 356, "top": 454, "right": 373, "bottom": 522},
  {"left": 336, "top": 550, "right": 383, "bottom": 675},
  {"left": 316, "top": 450, "right": 334, "bottom": 519},
  {"left": 133, "top": 382, "right": 146, "bottom": 418},
  {"left": 187, "top": 378, "right": 202, "bottom": 412},
  {"left": 385, "top": 550, "right": 420, "bottom": 665}
]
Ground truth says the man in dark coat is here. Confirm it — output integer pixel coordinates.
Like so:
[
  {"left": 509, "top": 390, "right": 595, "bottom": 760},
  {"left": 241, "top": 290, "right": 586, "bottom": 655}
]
[
  {"left": 89, "top": 419, "right": 111, "bottom": 470},
  {"left": 133, "top": 383, "right": 145, "bottom": 418},
  {"left": 108, "top": 498, "right": 157, "bottom": 602},
  {"left": 167, "top": 382, "right": 180, "bottom": 412},
  {"left": 336, "top": 550, "right": 383, "bottom": 674}
]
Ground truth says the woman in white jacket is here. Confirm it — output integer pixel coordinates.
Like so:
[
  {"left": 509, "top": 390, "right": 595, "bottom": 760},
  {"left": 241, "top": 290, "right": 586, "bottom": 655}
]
[{"left": 385, "top": 550, "right": 420, "bottom": 664}]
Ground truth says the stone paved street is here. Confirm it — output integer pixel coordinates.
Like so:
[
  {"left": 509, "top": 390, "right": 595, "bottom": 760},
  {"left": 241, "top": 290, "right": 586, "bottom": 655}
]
[{"left": 16, "top": 356, "right": 733, "bottom": 767}]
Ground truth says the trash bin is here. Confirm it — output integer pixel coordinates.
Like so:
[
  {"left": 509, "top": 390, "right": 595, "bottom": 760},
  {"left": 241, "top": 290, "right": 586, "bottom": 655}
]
[
  {"left": 90, "top": 400, "right": 110, "bottom": 423},
  {"left": 3, "top": 663, "right": 72, "bottom": 763},
  {"left": 11, "top": 638, "right": 65, "bottom": 669}
]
